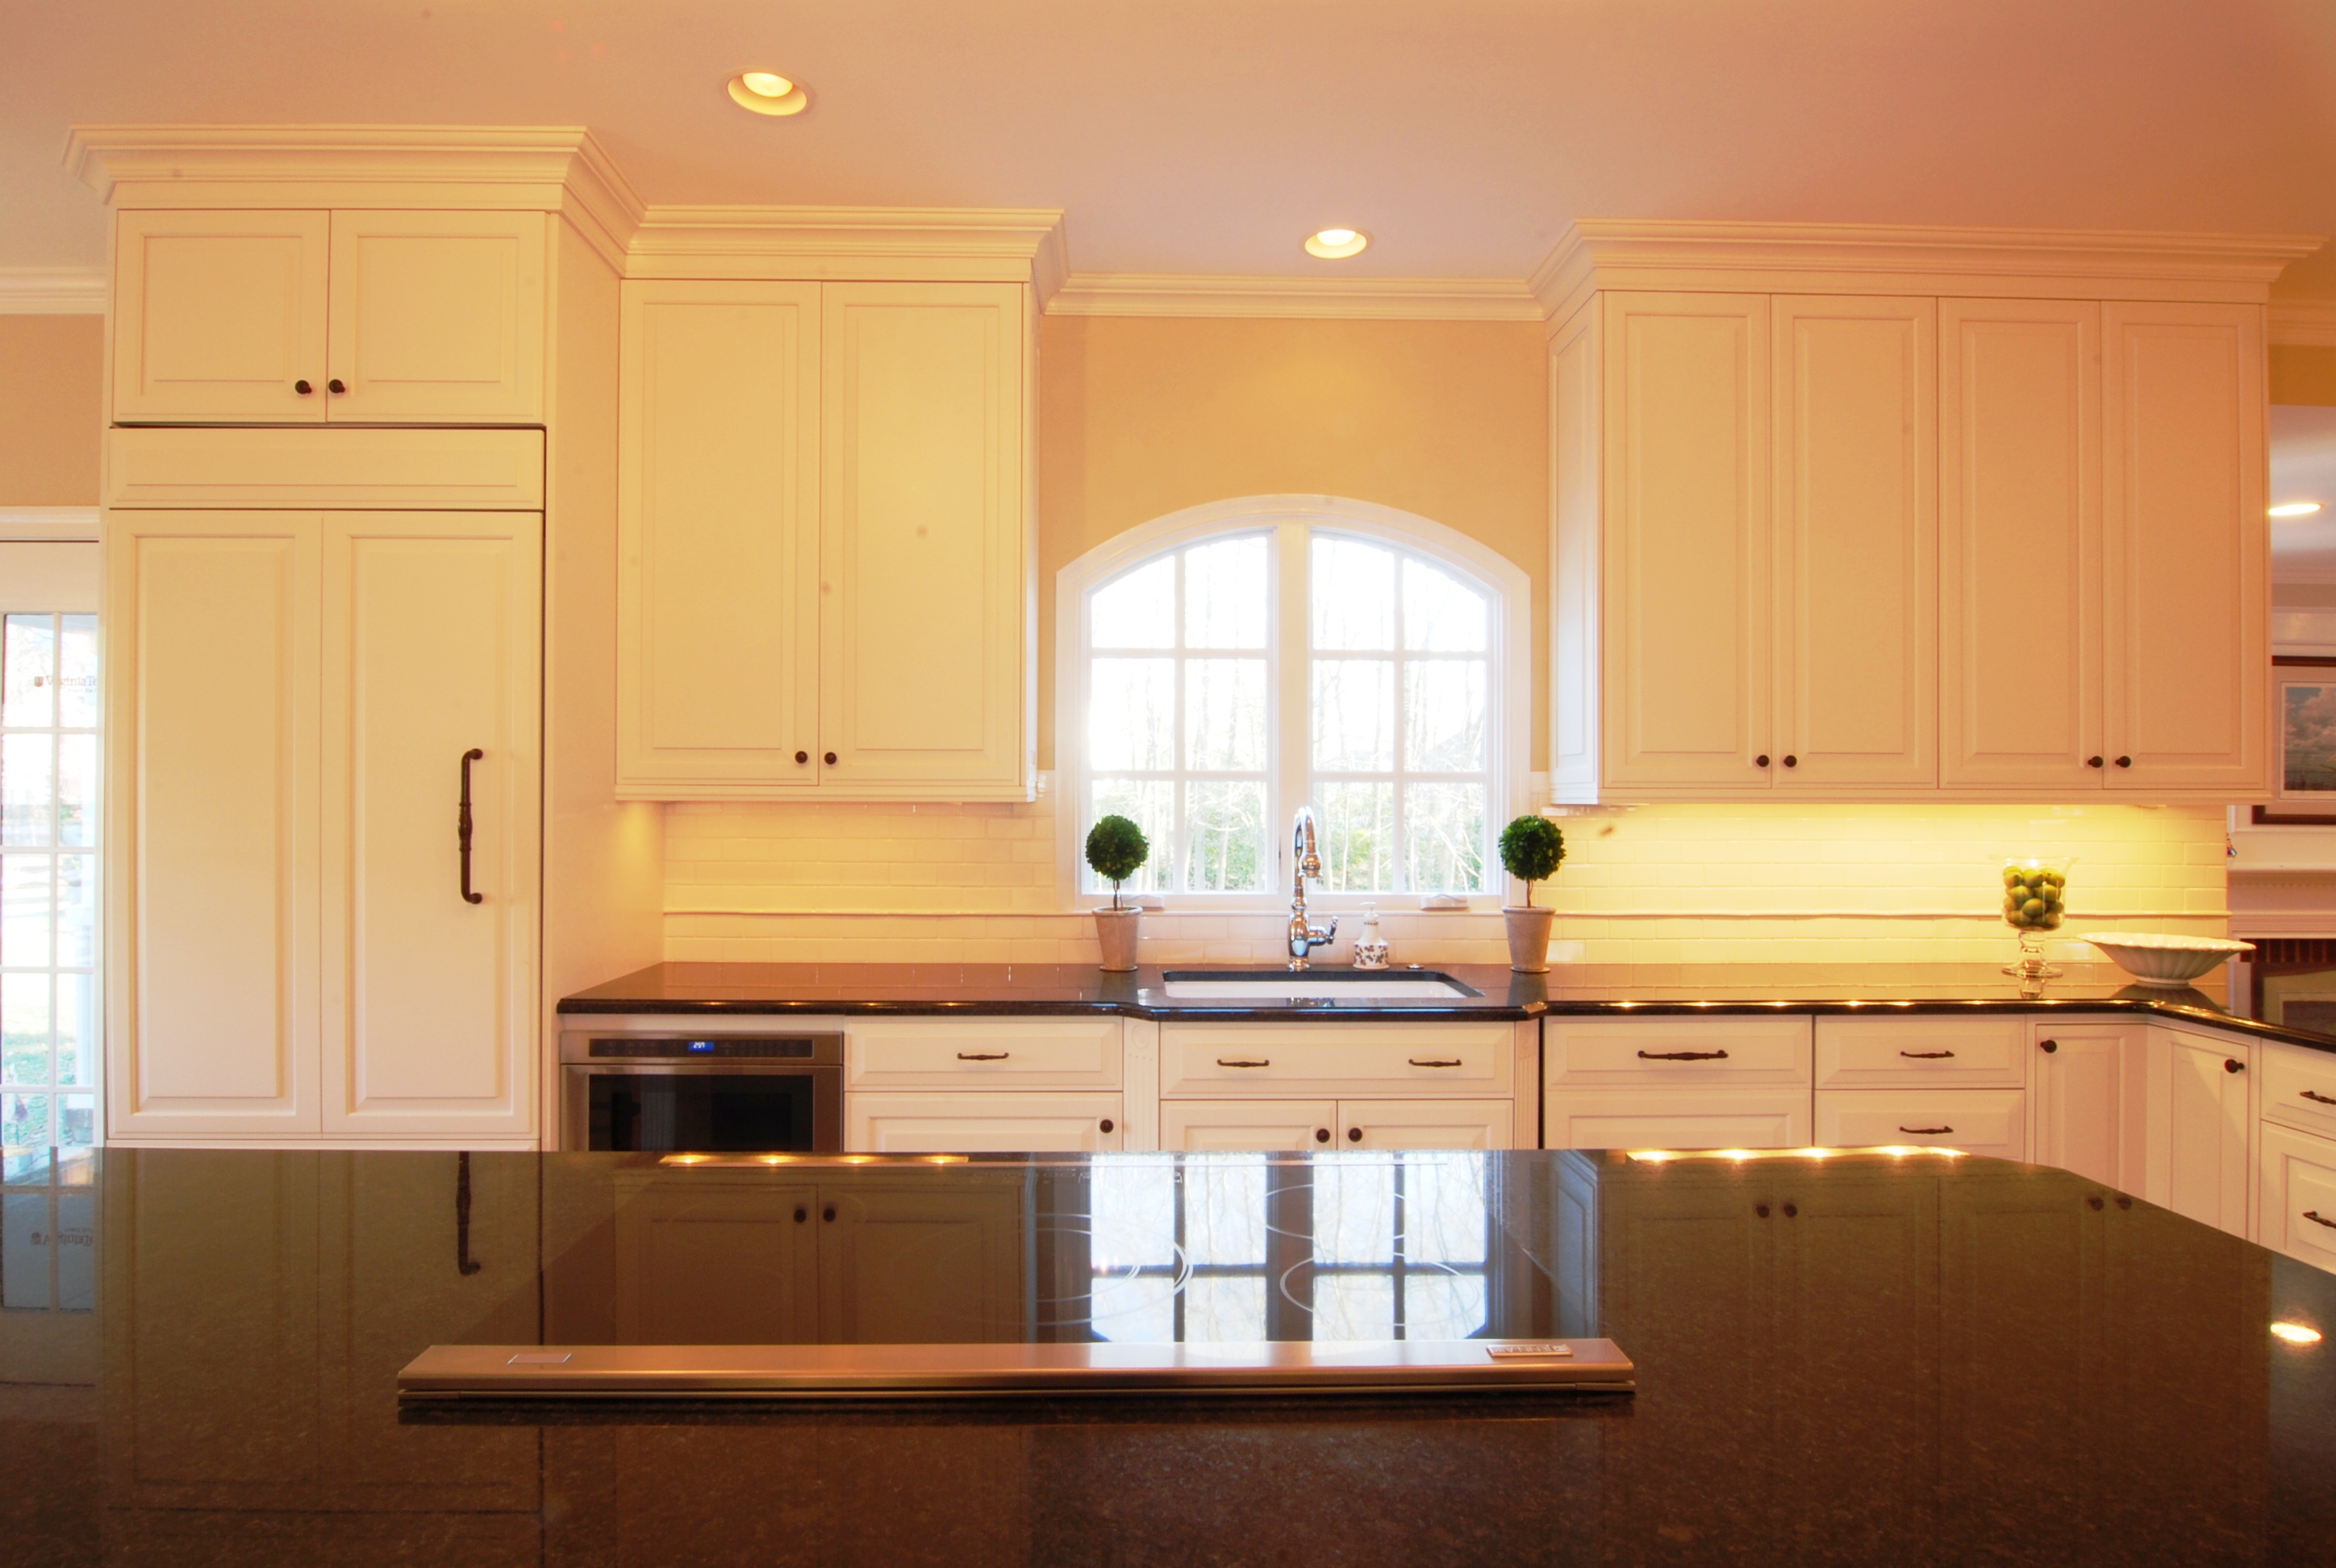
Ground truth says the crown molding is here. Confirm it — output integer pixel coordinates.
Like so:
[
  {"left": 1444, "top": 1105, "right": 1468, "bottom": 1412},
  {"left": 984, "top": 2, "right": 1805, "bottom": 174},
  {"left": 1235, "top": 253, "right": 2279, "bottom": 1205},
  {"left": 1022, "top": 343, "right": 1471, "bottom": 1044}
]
[
  {"left": 624, "top": 205, "right": 1070, "bottom": 295},
  {"left": 1045, "top": 273, "right": 1542, "bottom": 321},
  {"left": 2271, "top": 300, "right": 2336, "bottom": 348},
  {"left": 1530, "top": 219, "right": 2329, "bottom": 321},
  {"left": 0, "top": 268, "right": 104, "bottom": 314},
  {"left": 63, "top": 124, "right": 645, "bottom": 269}
]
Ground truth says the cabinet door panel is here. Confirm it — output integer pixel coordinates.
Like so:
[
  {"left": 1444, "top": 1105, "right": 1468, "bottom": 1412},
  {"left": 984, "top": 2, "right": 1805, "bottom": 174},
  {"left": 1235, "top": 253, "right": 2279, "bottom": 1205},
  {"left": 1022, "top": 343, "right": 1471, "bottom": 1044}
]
[
  {"left": 1771, "top": 297, "right": 1936, "bottom": 788},
  {"left": 326, "top": 211, "right": 546, "bottom": 423},
  {"left": 1161, "top": 1099, "right": 1337, "bottom": 1153},
  {"left": 2029, "top": 1023, "right": 2143, "bottom": 1192},
  {"left": 320, "top": 512, "right": 540, "bottom": 1136},
  {"left": 113, "top": 210, "right": 328, "bottom": 423},
  {"left": 1542, "top": 1090, "right": 1810, "bottom": 1151},
  {"left": 2148, "top": 1030, "right": 2250, "bottom": 1237},
  {"left": 1600, "top": 292, "right": 1771, "bottom": 788},
  {"left": 610, "top": 1173, "right": 821, "bottom": 1345},
  {"left": 821, "top": 282, "right": 1028, "bottom": 794},
  {"left": 845, "top": 1092, "right": 1124, "bottom": 1153},
  {"left": 1938, "top": 300, "right": 2102, "bottom": 789},
  {"left": 616, "top": 281, "right": 822, "bottom": 793},
  {"left": 107, "top": 515, "right": 320, "bottom": 1133},
  {"left": 820, "top": 1180, "right": 1026, "bottom": 1343},
  {"left": 2101, "top": 302, "right": 2267, "bottom": 791},
  {"left": 1337, "top": 1099, "right": 1512, "bottom": 1150}
]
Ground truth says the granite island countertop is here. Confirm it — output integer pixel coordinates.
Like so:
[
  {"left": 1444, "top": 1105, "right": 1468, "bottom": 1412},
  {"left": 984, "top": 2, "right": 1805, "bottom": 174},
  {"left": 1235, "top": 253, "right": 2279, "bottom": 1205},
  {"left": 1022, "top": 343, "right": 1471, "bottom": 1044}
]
[
  {"left": 10, "top": 1145, "right": 2331, "bottom": 1565},
  {"left": 560, "top": 959, "right": 2336, "bottom": 1055}
]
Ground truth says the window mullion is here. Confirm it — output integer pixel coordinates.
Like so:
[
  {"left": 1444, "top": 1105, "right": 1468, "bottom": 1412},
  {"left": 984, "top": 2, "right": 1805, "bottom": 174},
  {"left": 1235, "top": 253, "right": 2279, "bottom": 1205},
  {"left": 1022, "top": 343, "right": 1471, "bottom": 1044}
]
[{"left": 1274, "top": 522, "right": 1309, "bottom": 894}]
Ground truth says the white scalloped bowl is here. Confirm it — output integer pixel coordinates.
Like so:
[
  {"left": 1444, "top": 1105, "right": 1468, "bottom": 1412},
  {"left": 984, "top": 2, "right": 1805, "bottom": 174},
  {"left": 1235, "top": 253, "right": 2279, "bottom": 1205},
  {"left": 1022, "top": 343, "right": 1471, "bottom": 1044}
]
[{"left": 2082, "top": 932, "right": 2255, "bottom": 987}]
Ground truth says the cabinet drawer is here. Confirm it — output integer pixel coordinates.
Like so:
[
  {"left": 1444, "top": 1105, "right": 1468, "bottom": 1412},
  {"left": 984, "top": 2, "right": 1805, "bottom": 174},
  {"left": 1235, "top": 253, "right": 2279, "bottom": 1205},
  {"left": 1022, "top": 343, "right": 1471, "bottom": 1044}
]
[
  {"left": 1161, "top": 1099, "right": 1337, "bottom": 1153},
  {"left": 1542, "top": 1089, "right": 1812, "bottom": 1152},
  {"left": 1158, "top": 1023, "right": 1512, "bottom": 1099},
  {"left": 2262, "top": 1042, "right": 2336, "bottom": 1142},
  {"left": 107, "top": 427, "right": 547, "bottom": 510},
  {"left": 1814, "top": 1088, "right": 2025, "bottom": 1161},
  {"left": 845, "top": 1092, "right": 1124, "bottom": 1153},
  {"left": 1813, "top": 1017, "right": 2027, "bottom": 1087},
  {"left": 2258, "top": 1123, "right": 2336, "bottom": 1275},
  {"left": 1545, "top": 1017, "right": 1811, "bottom": 1087},
  {"left": 846, "top": 1019, "right": 1120, "bottom": 1090}
]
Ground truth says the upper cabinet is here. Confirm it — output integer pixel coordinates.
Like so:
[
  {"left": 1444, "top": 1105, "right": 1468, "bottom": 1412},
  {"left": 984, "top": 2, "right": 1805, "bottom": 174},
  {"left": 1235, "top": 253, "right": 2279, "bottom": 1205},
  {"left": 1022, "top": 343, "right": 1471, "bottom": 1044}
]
[
  {"left": 1546, "top": 222, "right": 2295, "bottom": 804},
  {"left": 616, "top": 278, "right": 1032, "bottom": 801},
  {"left": 113, "top": 208, "right": 548, "bottom": 426}
]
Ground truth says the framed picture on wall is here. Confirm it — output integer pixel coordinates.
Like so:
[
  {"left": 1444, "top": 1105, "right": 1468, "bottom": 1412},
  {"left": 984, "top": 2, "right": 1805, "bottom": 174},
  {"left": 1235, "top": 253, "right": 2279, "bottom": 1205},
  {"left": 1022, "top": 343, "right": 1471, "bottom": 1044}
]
[{"left": 2256, "top": 656, "right": 2336, "bottom": 824}]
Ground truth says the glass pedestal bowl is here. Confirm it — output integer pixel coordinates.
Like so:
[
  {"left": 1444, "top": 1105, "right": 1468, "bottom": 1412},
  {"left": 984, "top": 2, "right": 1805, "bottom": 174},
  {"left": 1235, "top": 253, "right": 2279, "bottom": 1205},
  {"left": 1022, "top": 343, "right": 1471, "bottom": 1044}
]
[{"left": 2000, "top": 857, "right": 2071, "bottom": 998}]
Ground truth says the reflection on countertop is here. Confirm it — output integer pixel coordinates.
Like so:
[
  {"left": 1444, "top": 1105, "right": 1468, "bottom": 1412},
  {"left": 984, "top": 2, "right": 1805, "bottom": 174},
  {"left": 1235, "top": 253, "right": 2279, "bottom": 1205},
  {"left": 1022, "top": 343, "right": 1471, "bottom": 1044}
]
[
  {"left": 557, "top": 960, "right": 2336, "bottom": 1057},
  {"left": 6, "top": 1145, "right": 2333, "bottom": 1564}
]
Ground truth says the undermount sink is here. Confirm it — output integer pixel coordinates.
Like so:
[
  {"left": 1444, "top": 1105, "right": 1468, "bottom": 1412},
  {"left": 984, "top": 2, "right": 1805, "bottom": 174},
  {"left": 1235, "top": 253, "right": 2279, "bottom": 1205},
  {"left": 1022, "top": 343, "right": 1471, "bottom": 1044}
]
[{"left": 1159, "top": 968, "right": 1482, "bottom": 1001}]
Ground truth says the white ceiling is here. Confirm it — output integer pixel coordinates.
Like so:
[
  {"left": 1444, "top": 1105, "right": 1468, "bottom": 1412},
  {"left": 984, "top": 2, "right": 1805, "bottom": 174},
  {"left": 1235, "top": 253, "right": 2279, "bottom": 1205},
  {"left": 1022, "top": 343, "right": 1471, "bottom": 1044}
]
[{"left": 3, "top": 0, "right": 2334, "bottom": 287}]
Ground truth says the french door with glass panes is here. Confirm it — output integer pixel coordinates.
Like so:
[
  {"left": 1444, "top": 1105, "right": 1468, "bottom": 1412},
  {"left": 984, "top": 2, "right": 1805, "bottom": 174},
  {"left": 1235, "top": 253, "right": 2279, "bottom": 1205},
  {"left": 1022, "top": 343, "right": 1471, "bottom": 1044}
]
[{"left": 1, "top": 610, "right": 101, "bottom": 1155}]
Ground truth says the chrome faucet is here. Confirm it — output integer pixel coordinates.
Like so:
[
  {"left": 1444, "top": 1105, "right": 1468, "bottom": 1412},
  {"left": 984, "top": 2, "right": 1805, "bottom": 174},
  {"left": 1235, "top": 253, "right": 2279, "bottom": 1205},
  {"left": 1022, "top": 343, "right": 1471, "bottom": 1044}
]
[{"left": 1287, "top": 807, "right": 1338, "bottom": 969}]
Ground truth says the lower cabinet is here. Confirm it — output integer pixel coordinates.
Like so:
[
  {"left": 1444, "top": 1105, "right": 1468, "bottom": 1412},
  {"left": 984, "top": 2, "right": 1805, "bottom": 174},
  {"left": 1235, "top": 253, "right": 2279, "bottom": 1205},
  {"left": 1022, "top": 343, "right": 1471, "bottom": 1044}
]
[
  {"left": 846, "top": 1092, "right": 1124, "bottom": 1153},
  {"left": 1543, "top": 1090, "right": 1811, "bottom": 1151},
  {"left": 2028, "top": 1020, "right": 2146, "bottom": 1191},
  {"left": 2144, "top": 1028, "right": 2252, "bottom": 1237},
  {"left": 1159, "top": 1099, "right": 1512, "bottom": 1153},
  {"left": 1814, "top": 1087, "right": 2025, "bottom": 1159},
  {"left": 2257, "top": 1121, "right": 2336, "bottom": 1271}
]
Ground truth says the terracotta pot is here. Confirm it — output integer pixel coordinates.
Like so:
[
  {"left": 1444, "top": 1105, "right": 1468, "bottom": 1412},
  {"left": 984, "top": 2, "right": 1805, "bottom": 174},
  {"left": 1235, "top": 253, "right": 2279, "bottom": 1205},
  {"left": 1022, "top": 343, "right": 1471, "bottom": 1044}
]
[
  {"left": 1503, "top": 905, "right": 1555, "bottom": 974},
  {"left": 1094, "top": 906, "right": 1141, "bottom": 972}
]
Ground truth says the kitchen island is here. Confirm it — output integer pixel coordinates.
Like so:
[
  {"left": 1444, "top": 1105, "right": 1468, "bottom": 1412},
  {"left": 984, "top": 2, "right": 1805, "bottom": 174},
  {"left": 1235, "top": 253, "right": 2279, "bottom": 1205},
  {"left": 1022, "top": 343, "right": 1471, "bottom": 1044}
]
[{"left": 4, "top": 1145, "right": 2330, "bottom": 1564}]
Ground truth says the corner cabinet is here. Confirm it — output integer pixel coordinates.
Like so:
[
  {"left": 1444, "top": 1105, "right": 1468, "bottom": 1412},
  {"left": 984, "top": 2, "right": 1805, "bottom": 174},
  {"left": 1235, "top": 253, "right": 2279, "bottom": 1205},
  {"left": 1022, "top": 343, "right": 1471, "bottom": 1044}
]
[
  {"left": 616, "top": 279, "right": 1033, "bottom": 801},
  {"left": 1552, "top": 281, "right": 2269, "bottom": 803}
]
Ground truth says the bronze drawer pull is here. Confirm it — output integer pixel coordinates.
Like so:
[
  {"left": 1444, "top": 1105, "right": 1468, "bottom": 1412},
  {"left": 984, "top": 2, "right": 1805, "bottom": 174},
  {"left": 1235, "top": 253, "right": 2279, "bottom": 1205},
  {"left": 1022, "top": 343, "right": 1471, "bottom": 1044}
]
[
  {"left": 458, "top": 749, "right": 484, "bottom": 904},
  {"left": 1217, "top": 1058, "right": 1270, "bottom": 1069},
  {"left": 1637, "top": 1049, "right": 1729, "bottom": 1061},
  {"left": 1899, "top": 1050, "right": 1955, "bottom": 1059},
  {"left": 2301, "top": 1089, "right": 2336, "bottom": 1107},
  {"left": 1900, "top": 1125, "right": 1954, "bottom": 1136},
  {"left": 2306, "top": 1211, "right": 2336, "bottom": 1231},
  {"left": 956, "top": 1051, "right": 1009, "bottom": 1061},
  {"left": 1408, "top": 1057, "right": 1464, "bottom": 1068}
]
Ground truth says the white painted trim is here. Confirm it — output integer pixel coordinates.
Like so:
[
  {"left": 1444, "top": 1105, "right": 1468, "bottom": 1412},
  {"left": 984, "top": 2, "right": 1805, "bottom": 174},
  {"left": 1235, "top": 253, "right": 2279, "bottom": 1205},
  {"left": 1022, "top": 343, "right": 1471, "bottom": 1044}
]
[
  {"left": 1530, "top": 219, "right": 2326, "bottom": 321},
  {"left": 0, "top": 507, "right": 99, "bottom": 541},
  {"left": 2271, "top": 301, "right": 2336, "bottom": 348},
  {"left": 1046, "top": 273, "right": 1541, "bottom": 321},
  {"left": 0, "top": 269, "right": 104, "bottom": 314},
  {"left": 624, "top": 204, "right": 1069, "bottom": 291},
  {"left": 1053, "top": 494, "right": 1537, "bottom": 911}
]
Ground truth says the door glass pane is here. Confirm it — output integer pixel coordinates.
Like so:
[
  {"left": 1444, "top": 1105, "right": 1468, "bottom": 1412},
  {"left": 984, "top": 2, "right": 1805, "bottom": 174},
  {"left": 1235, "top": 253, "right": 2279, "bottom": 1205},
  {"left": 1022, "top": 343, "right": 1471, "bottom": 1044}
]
[
  {"left": 54, "top": 854, "right": 94, "bottom": 967},
  {"left": 1091, "top": 557, "right": 1174, "bottom": 649},
  {"left": 2, "top": 974, "right": 48, "bottom": 1086},
  {"left": 2, "top": 1092, "right": 48, "bottom": 1149},
  {"left": 2, "top": 855, "right": 48, "bottom": 968},
  {"left": 1, "top": 617, "right": 54, "bottom": 728},
  {"left": 54, "top": 974, "right": 93, "bottom": 1088},
  {"left": 56, "top": 616, "right": 98, "bottom": 728},
  {"left": 55, "top": 736, "right": 95, "bottom": 848},
  {"left": 1, "top": 735, "right": 52, "bottom": 845}
]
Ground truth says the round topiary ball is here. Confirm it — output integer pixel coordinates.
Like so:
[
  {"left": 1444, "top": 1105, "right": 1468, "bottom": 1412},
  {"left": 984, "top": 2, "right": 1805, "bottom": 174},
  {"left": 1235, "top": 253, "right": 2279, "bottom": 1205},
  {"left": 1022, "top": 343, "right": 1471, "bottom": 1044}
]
[
  {"left": 1498, "top": 815, "right": 1566, "bottom": 899},
  {"left": 1086, "top": 814, "right": 1150, "bottom": 899}
]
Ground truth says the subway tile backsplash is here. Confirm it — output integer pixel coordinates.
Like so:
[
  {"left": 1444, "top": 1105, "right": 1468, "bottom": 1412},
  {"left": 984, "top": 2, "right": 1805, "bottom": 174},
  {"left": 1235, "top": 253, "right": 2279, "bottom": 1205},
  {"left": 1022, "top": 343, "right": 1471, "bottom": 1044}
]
[{"left": 662, "top": 790, "right": 2229, "bottom": 966}]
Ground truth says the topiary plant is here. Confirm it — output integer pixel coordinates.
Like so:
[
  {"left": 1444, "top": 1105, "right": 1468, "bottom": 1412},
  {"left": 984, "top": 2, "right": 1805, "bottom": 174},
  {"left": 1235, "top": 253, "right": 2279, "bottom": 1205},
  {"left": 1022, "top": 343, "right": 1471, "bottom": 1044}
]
[
  {"left": 1498, "top": 815, "right": 1566, "bottom": 906},
  {"left": 1086, "top": 815, "right": 1150, "bottom": 909}
]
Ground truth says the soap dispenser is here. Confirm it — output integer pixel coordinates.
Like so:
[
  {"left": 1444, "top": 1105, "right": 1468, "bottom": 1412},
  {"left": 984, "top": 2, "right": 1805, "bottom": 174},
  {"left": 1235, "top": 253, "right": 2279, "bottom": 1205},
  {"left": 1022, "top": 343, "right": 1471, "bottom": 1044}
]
[{"left": 1352, "top": 903, "right": 1391, "bottom": 970}]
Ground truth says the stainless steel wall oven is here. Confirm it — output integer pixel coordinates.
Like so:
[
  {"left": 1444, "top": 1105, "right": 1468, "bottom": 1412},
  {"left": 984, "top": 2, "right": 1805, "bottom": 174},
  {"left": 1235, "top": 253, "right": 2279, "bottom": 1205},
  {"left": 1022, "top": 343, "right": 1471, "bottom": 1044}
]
[{"left": 558, "top": 1031, "right": 842, "bottom": 1153}]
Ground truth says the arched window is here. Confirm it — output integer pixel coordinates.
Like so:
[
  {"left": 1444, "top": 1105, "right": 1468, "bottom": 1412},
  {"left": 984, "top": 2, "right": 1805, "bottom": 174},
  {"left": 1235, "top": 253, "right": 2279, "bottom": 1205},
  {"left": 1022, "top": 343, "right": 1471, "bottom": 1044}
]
[{"left": 1060, "top": 497, "right": 1528, "bottom": 905}]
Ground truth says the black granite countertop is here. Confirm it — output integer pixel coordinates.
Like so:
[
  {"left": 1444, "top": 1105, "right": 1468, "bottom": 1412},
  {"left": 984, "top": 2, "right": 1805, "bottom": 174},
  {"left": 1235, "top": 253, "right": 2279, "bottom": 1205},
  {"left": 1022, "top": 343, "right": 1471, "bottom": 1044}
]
[
  {"left": 10, "top": 1145, "right": 2331, "bottom": 1564},
  {"left": 559, "top": 960, "right": 2336, "bottom": 1056}
]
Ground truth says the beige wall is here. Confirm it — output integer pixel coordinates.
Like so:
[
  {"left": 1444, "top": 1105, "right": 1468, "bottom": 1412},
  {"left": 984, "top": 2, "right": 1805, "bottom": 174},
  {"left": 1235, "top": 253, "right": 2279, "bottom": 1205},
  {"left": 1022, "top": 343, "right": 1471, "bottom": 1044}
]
[
  {"left": 2272, "top": 345, "right": 2336, "bottom": 407},
  {"left": 1036, "top": 313, "right": 1550, "bottom": 770},
  {"left": 0, "top": 317, "right": 102, "bottom": 507}
]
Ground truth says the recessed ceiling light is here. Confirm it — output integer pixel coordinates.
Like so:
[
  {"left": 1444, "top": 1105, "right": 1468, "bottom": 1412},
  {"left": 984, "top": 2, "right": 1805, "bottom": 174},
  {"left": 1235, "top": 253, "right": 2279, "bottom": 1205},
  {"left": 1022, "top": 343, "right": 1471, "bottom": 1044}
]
[
  {"left": 2271, "top": 502, "right": 2324, "bottom": 518},
  {"left": 2271, "top": 1320, "right": 2323, "bottom": 1345},
  {"left": 1304, "top": 227, "right": 1370, "bottom": 261},
  {"left": 727, "top": 70, "right": 809, "bottom": 117}
]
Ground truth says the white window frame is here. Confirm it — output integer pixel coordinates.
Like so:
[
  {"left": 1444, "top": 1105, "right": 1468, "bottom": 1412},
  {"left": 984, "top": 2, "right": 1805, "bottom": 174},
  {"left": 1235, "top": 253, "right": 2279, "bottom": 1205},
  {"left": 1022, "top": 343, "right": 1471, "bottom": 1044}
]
[{"left": 1057, "top": 495, "right": 1530, "bottom": 911}]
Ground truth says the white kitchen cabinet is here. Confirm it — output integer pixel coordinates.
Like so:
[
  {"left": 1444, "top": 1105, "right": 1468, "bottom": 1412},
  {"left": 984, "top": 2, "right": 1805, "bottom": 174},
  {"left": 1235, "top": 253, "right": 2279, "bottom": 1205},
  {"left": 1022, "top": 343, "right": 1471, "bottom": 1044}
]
[
  {"left": 615, "top": 281, "right": 824, "bottom": 794},
  {"left": 319, "top": 512, "right": 540, "bottom": 1137},
  {"left": 2257, "top": 1122, "right": 2336, "bottom": 1273},
  {"left": 1815, "top": 1088, "right": 2026, "bottom": 1161},
  {"left": 1938, "top": 298, "right": 2102, "bottom": 789},
  {"left": 846, "top": 1092, "right": 1124, "bottom": 1153},
  {"left": 614, "top": 279, "right": 1032, "bottom": 801},
  {"left": 2028, "top": 1021, "right": 2145, "bottom": 1192},
  {"left": 1769, "top": 295, "right": 1937, "bottom": 790},
  {"left": 2261, "top": 1039, "right": 2336, "bottom": 1142},
  {"left": 1158, "top": 1098, "right": 1511, "bottom": 1153},
  {"left": 2100, "top": 302, "right": 2267, "bottom": 794},
  {"left": 1812, "top": 1016, "right": 2027, "bottom": 1088},
  {"left": 846, "top": 1017, "right": 1122, "bottom": 1091},
  {"left": 1159, "top": 1021, "right": 1518, "bottom": 1099},
  {"left": 1542, "top": 1088, "right": 1812, "bottom": 1152},
  {"left": 113, "top": 208, "right": 547, "bottom": 426},
  {"left": 106, "top": 511, "right": 542, "bottom": 1144},
  {"left": 2142, "top": 1028, "right": 2252, "bottom": 1239},
  {"left": 1546, "top": 1015, "right": 1811, "bottom": 1086}
]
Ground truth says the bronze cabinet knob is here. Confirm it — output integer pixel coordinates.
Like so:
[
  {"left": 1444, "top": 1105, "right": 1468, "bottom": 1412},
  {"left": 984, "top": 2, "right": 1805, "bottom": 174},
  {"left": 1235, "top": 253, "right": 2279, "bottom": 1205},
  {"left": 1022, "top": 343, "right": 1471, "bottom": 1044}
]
[
  {"left": 1314, "top": 1128, "right": 1330, "bottom": 1144},
  {"left": 1755, "top": 1203, "right": 1771, "bottom": 1218},
  {"left": 824, "top": 751, "right": 838, "bottom": 765},
  {"left": 1099, "top": 1118, "right": 1114, "bottom": 1133},
  {"left": 1754, "top": 754, "right": 1771, "bottom": 768},
  {"left": 1346, "top": 1127, "right": 1362, "bottom": 1143},
  {"left": 822, "top": 1205, "right": 836, "bottom": 1223},
  {"left": 2040, "top": 1039, "right": 2058, "bottom": 1053},
  {"left": 2114, "top": 756, "right": 2132, "bottom": 768},
  {"left": 2087, "top": 756, "right": 2104, "bottom": 768},
  {"left": 795, "top": 750, "right": 808, "bottom": 765},
  {"left": 794, "top": 1206, "right": 807, "bottom": 1224},
  {"left": 2225, "top": 1057, "right": 2245, "bottom": 1074},
  {"left": 327, "top": 377, "right": 347, "bottom": 394},
  {"left": 1782, "top": 755, "right": 1798, "bottom": 767},
  {"left": 294, "top": 379, "right": 314, "bottom": 394}
]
